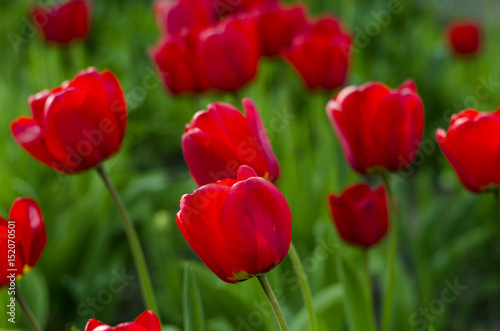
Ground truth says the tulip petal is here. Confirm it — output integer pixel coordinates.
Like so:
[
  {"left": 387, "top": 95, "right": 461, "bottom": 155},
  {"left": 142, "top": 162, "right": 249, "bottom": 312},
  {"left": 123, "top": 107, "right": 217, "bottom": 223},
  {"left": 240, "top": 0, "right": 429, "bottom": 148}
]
[
  {"left": 101, "top": 70, "right": 127, "bottom": 138},
  {"left": 177, "top": 184, "right": 238, "bottom": 282},
  {"left": 243, "top": 98, "right": 280, "bottom": 181},
  {"left": 236, "top": 165, "right": 258, "bottom": 181},
  {"left": 221, "top": 178, "right": 291, "bottom": 281},
  {"left": 134, "top": 310, "right": 161, "bottom": 331},
  {"left": 68, "top": 67, "right": 108, "bottom": 105}
]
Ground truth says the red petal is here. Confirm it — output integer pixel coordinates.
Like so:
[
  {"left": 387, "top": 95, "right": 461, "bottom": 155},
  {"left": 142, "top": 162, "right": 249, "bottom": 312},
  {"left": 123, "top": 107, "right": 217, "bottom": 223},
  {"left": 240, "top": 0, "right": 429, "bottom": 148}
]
[
  {"left": 221, "top": 177, "right": 291, "bottom": 280},
  {"left": 134, "top": 310, "right": 161, "bottom": 331},
  {"left": 236, "top": 165, "right": 258, "bottom": 181},
  {"left": 84, "top": 319, "right": 105, "bottom": 331},
  {"left": 101, "top": 70, "right": 127, "bottom": 139}
]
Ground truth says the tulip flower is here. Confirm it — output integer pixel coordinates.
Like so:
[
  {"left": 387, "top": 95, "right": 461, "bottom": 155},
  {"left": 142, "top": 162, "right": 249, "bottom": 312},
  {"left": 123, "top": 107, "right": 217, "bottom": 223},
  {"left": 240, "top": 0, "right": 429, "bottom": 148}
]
[
  {"left": 85, "top": 310, "right": 160, "bottom": 331},
  {"left": 282, "top": 16, "right": 351, "bottom": 90},
  {"left": 436, "top": 108, "right": 500, "bottom": 193},
  {"left": 326, "top": 80, "right": 424, "bottom": 175},
  {"left": 150, "top": 29, "right": 212, "bottom": 95},
  {"left": 182, "top": 98, "right": 279, "bottom": 186},
  {"left": 153, "top": 0, "right": 216, "bottom": 35},
  {"left": 177, "top": 165, "right": 291, "bottom": 283},
  {"left": 32, "top": 0, "right": 90, "bottom": 44},
  {"left": 446, "top": 20, "right": 481, "bottom": 56},
  {"left": 251, "top": 3, "right": 307, "bottom": 56},
  {"left": 328, "top": 184, "right": 388, "bottom": 248},
  {"left": 11, "top": 67, "right": 127, "bottom": 173},
  {"left": 0, "top": 198, "right": 47, "bottom": 287},
  {"left": 198, "top": 15, "right": 260, "bottom": 92}
]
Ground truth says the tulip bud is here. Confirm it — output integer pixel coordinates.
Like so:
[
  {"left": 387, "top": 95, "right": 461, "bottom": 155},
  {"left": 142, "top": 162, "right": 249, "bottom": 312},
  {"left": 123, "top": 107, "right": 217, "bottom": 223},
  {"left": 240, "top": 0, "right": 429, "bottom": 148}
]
[{"left": 446, "top": 20, "right": 481, "bottom": 56}]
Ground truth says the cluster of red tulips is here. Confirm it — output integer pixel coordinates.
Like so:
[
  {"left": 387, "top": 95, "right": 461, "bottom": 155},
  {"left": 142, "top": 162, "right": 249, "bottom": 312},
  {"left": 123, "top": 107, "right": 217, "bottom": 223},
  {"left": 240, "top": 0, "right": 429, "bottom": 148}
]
[{"left": 2, "top": 0, "right": 491, "bottom": 330}]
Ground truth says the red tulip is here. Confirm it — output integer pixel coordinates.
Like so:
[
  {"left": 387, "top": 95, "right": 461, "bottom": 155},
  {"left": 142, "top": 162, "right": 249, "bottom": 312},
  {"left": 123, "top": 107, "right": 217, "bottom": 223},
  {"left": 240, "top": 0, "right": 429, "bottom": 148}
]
[
  {"left": 328, "top": 183, "right": 388, "bottom": 248},
  {"left": 11, "top": 67, "right": 127, "bottom": 174},
  {"left": 153, "top": 0, "right": 216, "bottom": 35},
  {"left": 282, "top": 16, "right": 351, "bottom": 90},
  {"left": 436, "top": 108, "right": 500, "bottom": 193},
  {"left": 85, "top": 310, "right": 160, "bottom": 331},
  {"left": 177, "top": 165, "right": 291, "bottom": 283},
  {"left": 198, "top": 15, "right": 260, "bottom": 92},
  {"left": 182, "top": 97, "right": 279, "bottom": 186},
  {"left": 446, "top": 20, "right": 481, "bottom": 56},
  {"left": 214, "top": 0, "right": 276, "bottom": 17},
  {"left": 326, "top": 80, "right": 424, "bottom": 175},
  {"left": 32, "top": 0, "right": 90, "bottom": 44},
  {"left": 0, "top": 198, "right": 47, "bottom": 287},
  {"left": 251, "top": 3, "right": 307, "bottom": 56},
  {"left": 150, "top": 29, "right": 211, "bottom": 94}
]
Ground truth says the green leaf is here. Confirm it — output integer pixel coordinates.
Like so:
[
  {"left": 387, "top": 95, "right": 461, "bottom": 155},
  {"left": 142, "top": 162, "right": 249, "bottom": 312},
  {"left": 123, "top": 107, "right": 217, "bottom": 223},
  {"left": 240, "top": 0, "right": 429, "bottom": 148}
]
[
  {"left": 336, "top": 254, "right": 377, "bottom": 331},
  {"left": 290, "top": 284, "right": 344, "bottom": 331},
  {"left": 183, "top": 263, "right": 205, "bottom": 331}
]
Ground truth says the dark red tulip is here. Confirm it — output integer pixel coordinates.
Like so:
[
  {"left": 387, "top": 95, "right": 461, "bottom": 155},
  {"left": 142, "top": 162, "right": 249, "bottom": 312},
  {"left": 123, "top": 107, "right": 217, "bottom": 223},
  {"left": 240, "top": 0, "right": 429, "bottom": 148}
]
[
  {"left": 282, "top": 16, "right": 351, "bottom": 90},
  {"left": 85, "top": 310, "right": 160, "bottom": 331},
  {"left": 182, "top": 98, "right": 279, "bottom": 186},
  {"left": 326, "top": 80, "right": 424, "bottom": 175},
  {"left": 436, "top": 108, "right": 500, "bottom": 193},
  {"left": 198, "top": 15, "right": 260, "bottom": 92},
  {"left": 251, "top": 3, "right": 307, "bottom": 56},
  {"left": 11, "top": 67, "right": 127, "bottom": 174},
  {"left": 0, "top": 198, "right": 47, "bottom": 287},
  {"left": 150, "top": 29, "right": 211, "bottom": 94},
  {"left": 177, "top": 166, "right": 291, "bottom": 283},
  {"left": 446, "top": 20, "right": 481, "bottom": 56},
  {"left": 32, "top": 0, "right": 90, "bottom": 44},
  {"left": 153, "top": 0, "right": 216, "bottom": 35},
  {"left": 328, "top": 183, "right": 388, "bottom": 248}
]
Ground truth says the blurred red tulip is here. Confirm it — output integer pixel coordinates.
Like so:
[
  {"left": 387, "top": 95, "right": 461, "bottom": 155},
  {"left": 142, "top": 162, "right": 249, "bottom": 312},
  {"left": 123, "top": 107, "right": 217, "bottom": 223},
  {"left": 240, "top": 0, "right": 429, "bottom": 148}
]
[
  {"left": 326, "top": 80, "right": 424, "bottom": 175},
  {"left": 198, "top": 15, "right": 260, "bottom": 92},
  {"left": 32, "top": 0, "right": 90, "bottom": 44},
  {"left": 11, "top": 67, "right": 127, "bottom": 173},
  {"left": 182, "top": 97, "right": 279, "bottom": 186},
  {"left": 436, "top": 108, "right": 500, "bottom": 193},
  {"left": 214, "top": 0, "right": 276, "bottom": 17},
  {"left": 283, "top": 16, "right": 351, "bottom": 90},
  {"left": 153, "top": 0, "right": 216, "bottom": 35},
  {"left": 177, "top": 166, "right": 291, "bottom": 283},
  {"left": 0, "top": 198, "right": 46, "bottom": 287},
  {"left": 85, "top": 310, "right": 160, "bottom": 331},
  {"left": 328, "top": 183, "right": 388, "bottom": 248},
  {"left": 150, "top": 29, "right": 212, "bottom": 94},
  {"left": 446, "top": 20, "right": 481, "bottom": 56},
  {"left": 251, "top": 3, "right": 307, "bottom": 56}
]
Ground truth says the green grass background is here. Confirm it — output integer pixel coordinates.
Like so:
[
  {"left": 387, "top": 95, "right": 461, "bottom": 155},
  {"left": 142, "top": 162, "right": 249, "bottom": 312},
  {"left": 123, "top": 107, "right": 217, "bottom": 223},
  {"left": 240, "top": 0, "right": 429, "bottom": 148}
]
[{"left": 1, "top": 0, "right": 500, "bottom": 330}]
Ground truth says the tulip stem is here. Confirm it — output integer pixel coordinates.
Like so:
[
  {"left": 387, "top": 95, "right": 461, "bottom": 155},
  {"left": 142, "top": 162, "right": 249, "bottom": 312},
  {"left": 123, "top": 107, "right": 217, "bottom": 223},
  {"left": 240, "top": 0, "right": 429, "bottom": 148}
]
[
  {"left": 16, "top": 289, "right": 42, "bottom": 331},
  {"left": 257, "top": 274, "right": 290, "bottom": 331},
  {"left": 494, "top": 189, "right": 500, "bottom": 222},
  {"left": 381, "top": 173, "right": 397, "bottom": 331},
  {"left": 288, "top": 242, "right": 318, "bottom": 331},
  {"left": 96, "top": 165, "right": 159, "bottom": 315},
  {"left": 363, "top": 249, "right": 375, "bottom": 321}
]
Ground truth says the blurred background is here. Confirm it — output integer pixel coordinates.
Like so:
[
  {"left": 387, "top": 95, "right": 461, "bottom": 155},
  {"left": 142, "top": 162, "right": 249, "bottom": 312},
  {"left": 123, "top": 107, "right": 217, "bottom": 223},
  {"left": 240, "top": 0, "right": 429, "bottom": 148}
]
[{"left": 1, "top": 0, "right": 500, "bottom": 330}]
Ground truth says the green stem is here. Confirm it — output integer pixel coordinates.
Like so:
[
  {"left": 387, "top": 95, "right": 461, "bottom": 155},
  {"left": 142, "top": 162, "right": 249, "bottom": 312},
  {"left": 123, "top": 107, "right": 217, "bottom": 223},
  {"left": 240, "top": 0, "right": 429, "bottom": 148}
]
[
  {"left": 381, "top": 173, "right": 397, "bottom": 331},
  {"left": 257, "top": 274, "right": 290, "bottom": 331},
  {"left": 363, "top": 250, "right": 375, "bottom": 325},
  {"left": 16, "top": 289, "right": 42, "bottom": 331},
  {"left": 494, "top": 189, "right": 500, "bottom": 220},
  {"left": 96, "top": 165, "right": 159, "bottom": 314},
  {"left": 288, "top": 242, "right": 318, "bottom": 331}
]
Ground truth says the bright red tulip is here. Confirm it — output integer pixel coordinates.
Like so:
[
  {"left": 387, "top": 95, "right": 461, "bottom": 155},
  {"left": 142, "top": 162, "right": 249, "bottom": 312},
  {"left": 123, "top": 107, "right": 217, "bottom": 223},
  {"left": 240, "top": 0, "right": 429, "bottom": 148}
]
[
  {"left": 0, "top": 198, "right": 47, "bottom": 287},
  {"left": 282, "top": 16, "right": 351, "bottom": 90},
  {"left": 251, "top": 3, "right": 307, "bottom": 56},
  {"left": 177, "top": 166, "right": 291, "bottom": 283},
  {"left": 182, "top": 97, "right": 279, "bottom": 186},
  {"left": 436, "top": 108, "right": 500, "bottom": 193},
  {"left": 446, "top": 20, "right": 481, "bottom": 56},
  {"left": 326, "top": 80, "right": 424, "bottom": 175},
  {"left": 11, "top": 67, "right": 127, "bottom": 174},
  {"left": 328, "top": 183, "right": 388, "bottom": 248},
  {"left": 198, "top": 15, "right": 260, "bottom": 92},
  {"left": 150, "top": 29, "right": 211, "bottom": 94},
  {"left": 84, "top": 310, "right": 160, "bottom": 331},
  {"left": 153, "top": 0, "right": 216, "bottom": 35},
  {"left": 32, "top": 0, "right": 90, "bottom": 44}
]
